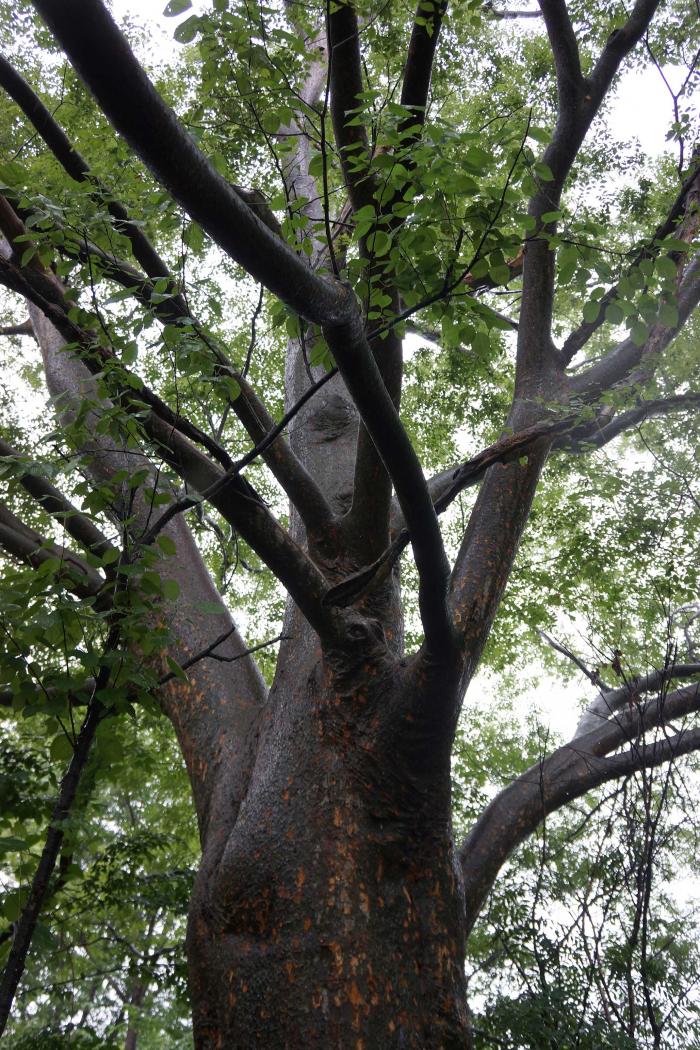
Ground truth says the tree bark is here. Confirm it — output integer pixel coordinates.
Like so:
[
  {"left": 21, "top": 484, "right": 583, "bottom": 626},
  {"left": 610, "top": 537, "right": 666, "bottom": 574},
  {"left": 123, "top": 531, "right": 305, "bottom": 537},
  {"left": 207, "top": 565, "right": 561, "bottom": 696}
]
[{"left": 187, "top": 617, "right": 471, "bottom": 1049}]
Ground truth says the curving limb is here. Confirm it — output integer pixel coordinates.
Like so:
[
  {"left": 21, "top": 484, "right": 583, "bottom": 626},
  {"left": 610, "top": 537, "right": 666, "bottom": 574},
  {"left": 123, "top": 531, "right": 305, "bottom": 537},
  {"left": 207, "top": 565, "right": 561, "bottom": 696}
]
[{"left": 460, "top": 676, "right": 700, "bottom": 934}]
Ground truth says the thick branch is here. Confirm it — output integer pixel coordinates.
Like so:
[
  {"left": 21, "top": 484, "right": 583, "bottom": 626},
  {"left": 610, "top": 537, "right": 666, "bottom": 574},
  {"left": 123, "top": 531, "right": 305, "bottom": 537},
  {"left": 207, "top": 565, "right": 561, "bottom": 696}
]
[
  {"left": 400, "top": 1, "right": 448, "bottom": 132},
  {"left": 324, "top": 316, "right": 453, "bottom": 653},
  {"left": 0, "top": 502, "right": 105, "bottom": 602},
  {"left": 538, "top": 1, "right": 583, "bottom": 121},
  {"left": 575, "top": 662, "right": 700, "bottom": 736},
  {"left": 0, "top": 436, "right": 114, "bottom": 558},
  {"left": 460, "top": 679, "right": 700, "bottom": 934},
  {"left": 31, "top": 0, "right": 352, "bottom": 327},
  {"left": 327, "top": 1, "right": 378, "bottom": 215}
]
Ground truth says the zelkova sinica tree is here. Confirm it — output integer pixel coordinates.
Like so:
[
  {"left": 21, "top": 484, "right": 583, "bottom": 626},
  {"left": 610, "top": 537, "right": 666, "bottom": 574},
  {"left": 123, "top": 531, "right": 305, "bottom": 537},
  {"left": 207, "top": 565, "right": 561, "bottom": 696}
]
[{"left": 0, "top": 0, "right": 699, "bottom": 1045}]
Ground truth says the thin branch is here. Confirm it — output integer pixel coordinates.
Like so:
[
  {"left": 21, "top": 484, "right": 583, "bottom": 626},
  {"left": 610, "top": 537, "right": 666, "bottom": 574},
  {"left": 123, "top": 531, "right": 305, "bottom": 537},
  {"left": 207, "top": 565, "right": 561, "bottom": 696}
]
[
  {"left": 572, "top": 254, "right": 700, "bottom": 399},
  {"left": 0, "top": 319, "right": 33, "bottom": 337},
  {"left": 0, "top": 624, "right": 122, "bottom": 1034},
  {"left": 538, "top": 628, "right": 611, "bottom": 691},
  {"left": 562, "top": 158, "right": 700, "bottom": 364},
  {"left": 559, "top": 392, "right": 700, "bottom": 453},
  {"left": 0, "top": 54, "right": 183, "bottom": 296},
  {"left": 60, "top": 231, "right": 335, "bottom": 534},
  {"left": 460, "top": 678, "right": 700, "bottom": 935}
]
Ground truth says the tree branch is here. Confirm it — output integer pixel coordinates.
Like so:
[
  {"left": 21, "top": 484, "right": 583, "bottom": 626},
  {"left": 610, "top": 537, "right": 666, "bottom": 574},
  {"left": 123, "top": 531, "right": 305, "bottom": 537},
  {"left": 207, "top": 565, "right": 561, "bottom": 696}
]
[
  {"left": 0, "top": 436, "right": 115, "bottom": 558},
  {"left": 539, "top": 628, "right": 611, "bottom": 691},
  {"left": 0, "top": 234, "right": 339, "bottom": 643},
  {"left": 56, "top": 221, "right": 336, "bottom": 536},
  {"left": 561, "top": 158, "right": 700, "bottom": 365},
  {"left": 31, "top": 0, "right": 353, "bottom": 328},
  {"left": 327, "top": 1, "right": 378, "bottom": 215},
  {"left": 559, "top": 391, "right": 700, "bottom": 453},
  {"left": 538, "top": 1, "right": 583, "bottom": 123},
  {"left": 400, "top": 1, "right": 448, "bottom": 134},
  {"left": 571, "top": 254, "right": 700, "bottom": 399},
  {"left": 460, "top": 678, "right": 700, "bottom": 934},
  {"left": 574, "top": 662, "right": 700, "bottom": 737},
  {"left": 0, "top": 501, "right": 106, "bottom": 603},
  {"left": 323, "top": 316, "right": 454, "bottom": 654},
  {"left": 0, "top": 54, "right": 184, "bottom": 297}
]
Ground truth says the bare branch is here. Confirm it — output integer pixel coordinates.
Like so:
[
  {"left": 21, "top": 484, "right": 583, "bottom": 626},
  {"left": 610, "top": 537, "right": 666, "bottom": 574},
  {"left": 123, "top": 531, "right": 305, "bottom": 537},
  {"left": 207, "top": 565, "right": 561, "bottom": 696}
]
[{"left": 539, "top": 628, "right": 611, "bottom": 691}]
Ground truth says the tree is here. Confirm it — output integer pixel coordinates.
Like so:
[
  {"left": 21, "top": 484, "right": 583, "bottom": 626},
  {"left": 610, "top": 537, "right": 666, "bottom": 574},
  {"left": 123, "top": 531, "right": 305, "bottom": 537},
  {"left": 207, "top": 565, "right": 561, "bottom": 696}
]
[{"left": 0, "top": 0, "right": 699, "bottom": 1045}]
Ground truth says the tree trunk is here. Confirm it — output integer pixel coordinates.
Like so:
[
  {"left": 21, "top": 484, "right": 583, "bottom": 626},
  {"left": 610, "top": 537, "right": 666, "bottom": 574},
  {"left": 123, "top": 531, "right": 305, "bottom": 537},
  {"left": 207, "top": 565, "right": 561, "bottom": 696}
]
[{"left": 187, "top": 625, "right": 470, "bottom": 1049}]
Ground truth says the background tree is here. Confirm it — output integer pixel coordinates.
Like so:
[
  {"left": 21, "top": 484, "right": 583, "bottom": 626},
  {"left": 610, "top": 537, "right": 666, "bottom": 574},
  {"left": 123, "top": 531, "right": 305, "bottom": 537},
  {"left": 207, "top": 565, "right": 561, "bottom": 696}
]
[{"left": 0, "top": 0, "right": 699, "bottom": 1046}]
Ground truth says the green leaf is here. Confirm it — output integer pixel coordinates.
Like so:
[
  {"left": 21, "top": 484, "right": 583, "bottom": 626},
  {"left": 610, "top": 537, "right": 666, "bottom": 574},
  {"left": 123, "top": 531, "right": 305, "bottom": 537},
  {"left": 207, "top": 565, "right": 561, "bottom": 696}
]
[
  {"left": 174, "top": 14, "right": 200, "bottom": 42},
  {"left": 166, "top": 655, "right": 187, "bottom": 681},
  {"left": 157, "top": 535, "right": 177, "bottom": 557},
  {"left": 366, "top": 230, "right": 391, "bottom": 256},
  {"left": 659, "top": 302, "right": 679, "bottom": 328},
  {"left": 195, "top": 600, "right": 226, "bottom": 615},
  {"left": 533, "top": 161, "right": 554, "bottom": 182},
  {"left": 162, "top": 578, "right": 180, "bottom": 601},
  {"left": 630, "top": 321, "right": 649, "bottom": 347},
  {"left": 0, "top": 837, "right": 27, "bottom": 856},
  {"left": 50, "top": 735, "right": 74, "bottom": 763},
  {"left": 582, "top": 300, "right": 600, "bottom": 325},
  {"left": 605, "top": 303, "right": 624, "bottom": 326},
  {"left": 655, "top": 255, "right": 677, "bottom": 281}
]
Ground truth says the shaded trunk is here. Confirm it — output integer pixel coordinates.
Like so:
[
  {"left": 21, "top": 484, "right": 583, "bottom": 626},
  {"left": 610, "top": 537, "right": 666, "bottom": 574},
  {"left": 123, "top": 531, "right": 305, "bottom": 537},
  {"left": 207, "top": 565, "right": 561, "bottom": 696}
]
[{"left": 187, "top": 622, "right": 471, "bottom": 1049}]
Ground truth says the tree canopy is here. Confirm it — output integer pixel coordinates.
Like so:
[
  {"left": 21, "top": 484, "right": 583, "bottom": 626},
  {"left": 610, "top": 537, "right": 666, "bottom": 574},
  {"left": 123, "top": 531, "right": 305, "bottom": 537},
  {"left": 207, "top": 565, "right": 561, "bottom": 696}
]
[{"left": 0, "top": 0, "right": 699, "bottom": 1046}]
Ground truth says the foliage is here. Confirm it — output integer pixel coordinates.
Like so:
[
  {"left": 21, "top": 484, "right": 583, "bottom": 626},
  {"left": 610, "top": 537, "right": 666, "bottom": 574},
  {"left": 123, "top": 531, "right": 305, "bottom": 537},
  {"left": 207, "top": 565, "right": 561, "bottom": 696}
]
[{"left": 0, "top": 0, "right": 698, "bottom": 1045}]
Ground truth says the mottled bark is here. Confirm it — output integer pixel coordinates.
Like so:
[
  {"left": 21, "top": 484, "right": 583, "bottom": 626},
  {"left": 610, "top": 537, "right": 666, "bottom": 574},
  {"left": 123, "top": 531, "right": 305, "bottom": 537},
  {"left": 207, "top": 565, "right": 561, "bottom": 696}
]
[{"left": 187, "top": 608, "right": 471, "bottom": 1050}]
